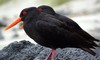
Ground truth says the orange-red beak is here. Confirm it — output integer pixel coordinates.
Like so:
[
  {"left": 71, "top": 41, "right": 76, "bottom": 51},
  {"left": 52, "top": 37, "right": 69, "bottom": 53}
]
[{"left": 4, "top": 17, "right": 22, "bottom": 31}]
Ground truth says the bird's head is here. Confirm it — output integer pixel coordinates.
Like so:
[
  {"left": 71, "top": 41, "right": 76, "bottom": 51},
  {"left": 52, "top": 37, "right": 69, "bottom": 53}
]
[
  {"left": 4, "top": 7, "right": 40, "bottom": 31},
  {"left": 38, "top": 5, "right": 55, "bottom": 15}
]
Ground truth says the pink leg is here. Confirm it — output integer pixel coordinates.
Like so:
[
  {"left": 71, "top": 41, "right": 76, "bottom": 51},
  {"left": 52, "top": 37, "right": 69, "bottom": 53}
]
[
  {"left": 51, "top": 50, "right": 56, "bottom": 60},
  {"left": 45, "top": 50, "right": 52, "bottom": 60},
  {"left": 45, "top": 49, "right": 56, "bottom": 60}
]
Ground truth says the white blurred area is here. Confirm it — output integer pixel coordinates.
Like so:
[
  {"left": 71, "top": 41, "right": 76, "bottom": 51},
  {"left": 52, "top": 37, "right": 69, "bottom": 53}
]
[{"left": 0, "top": 0, "right": 100, "bottom": 49}]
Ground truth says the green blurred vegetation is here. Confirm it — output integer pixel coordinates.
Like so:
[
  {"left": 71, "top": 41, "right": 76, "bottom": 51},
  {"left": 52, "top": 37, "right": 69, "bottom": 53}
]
[
  {"left": 0, "top": 0, "right": 71, "bottom": 6},
  {"left": 0, "top": 0, "right": 11, "bottom": 5},
  {"left": 41, "top": 0, "right": 70, "bottom": 6}
]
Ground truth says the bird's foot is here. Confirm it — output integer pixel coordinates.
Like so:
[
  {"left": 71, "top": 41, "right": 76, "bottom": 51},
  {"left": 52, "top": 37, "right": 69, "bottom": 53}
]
[{"left": 45, "top": 49, "right": 56, "bottom": 60}]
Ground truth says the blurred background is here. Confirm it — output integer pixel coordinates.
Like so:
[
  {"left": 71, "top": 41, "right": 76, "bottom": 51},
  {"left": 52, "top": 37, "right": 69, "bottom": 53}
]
[{"left": 0, "top": 0, "right": 100, "bottom": 49}]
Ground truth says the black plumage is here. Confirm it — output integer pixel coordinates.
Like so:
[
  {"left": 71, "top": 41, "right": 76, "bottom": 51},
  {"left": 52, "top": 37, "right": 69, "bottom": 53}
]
[
  {"left": 37, "top": 5, "right": 100, "bottom": 56},
  {"left": 5, "top": 6, "right": 99, "bottom": 60},
  {"left": 38, "top": 5, "right": 99, "bottom": 42},
  {"left": 20, "top": 6, "right": 99, "bottom": 55}
]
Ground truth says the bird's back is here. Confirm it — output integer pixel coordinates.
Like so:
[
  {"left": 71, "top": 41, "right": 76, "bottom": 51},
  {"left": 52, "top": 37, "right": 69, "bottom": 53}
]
[
  {"left": 55, "top": 14, "right": 99, "bottom": 42},
  {"left": 27, "top": 13, "right": 98, "bottom": 49}
]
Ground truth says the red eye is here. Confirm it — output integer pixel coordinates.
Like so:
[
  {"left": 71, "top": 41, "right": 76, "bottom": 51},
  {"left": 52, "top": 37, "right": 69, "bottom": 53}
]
[
  {"left": 37, "top": 8, "right": 43, "bottom": 12},
  {"left": 22, "top": 11, "right": 27, "bottom": 15}
]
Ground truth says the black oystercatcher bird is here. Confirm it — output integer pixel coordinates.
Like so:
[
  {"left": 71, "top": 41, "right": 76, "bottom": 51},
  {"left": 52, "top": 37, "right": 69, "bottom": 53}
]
[
  {"left": 38, "top": 5, "right": 100, "bottom": 52},
  {"left": 5, "top": 6, "right": 99, "bottom": 60}
]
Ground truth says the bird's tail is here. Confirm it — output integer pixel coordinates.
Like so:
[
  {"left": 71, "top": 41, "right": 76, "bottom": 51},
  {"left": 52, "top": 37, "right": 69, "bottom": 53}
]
[
  {"left": 81, "top": 48, "right": 96, "bottom": 56},
  {"left": 94, "top": 39, "right": 100, "bottom": 42}
]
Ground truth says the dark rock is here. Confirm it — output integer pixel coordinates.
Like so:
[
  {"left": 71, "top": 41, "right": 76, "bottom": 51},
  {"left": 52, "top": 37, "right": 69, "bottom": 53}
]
[{"left": 0, "top": 40, "right": 100, "bottom": 60}]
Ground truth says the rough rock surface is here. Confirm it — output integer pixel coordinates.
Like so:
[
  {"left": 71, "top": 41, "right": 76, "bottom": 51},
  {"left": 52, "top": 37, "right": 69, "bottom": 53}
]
[{"left": 0, "top": 40, "right": 100, "bottom": 60}]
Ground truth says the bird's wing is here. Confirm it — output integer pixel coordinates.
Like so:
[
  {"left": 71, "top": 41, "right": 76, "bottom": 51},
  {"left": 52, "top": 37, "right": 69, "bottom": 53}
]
[
  {"left": 81, "top": 48, "right": 96, "bottom": 56},
  {"left": 35, "top": 17, "right": 97, "bottom": 48},
  {"left": 57, "top": 14, "right": 99, "bottom": 42},
  {"left": 35, "top": 17, "right": 73, "bottom": 37}
]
